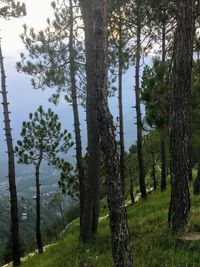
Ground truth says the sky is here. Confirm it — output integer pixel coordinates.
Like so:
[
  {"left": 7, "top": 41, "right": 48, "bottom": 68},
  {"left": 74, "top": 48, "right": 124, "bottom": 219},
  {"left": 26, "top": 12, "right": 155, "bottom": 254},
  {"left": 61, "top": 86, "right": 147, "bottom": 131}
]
[{"left": 0, "top": 0, "right": 137, "bottom": 168}]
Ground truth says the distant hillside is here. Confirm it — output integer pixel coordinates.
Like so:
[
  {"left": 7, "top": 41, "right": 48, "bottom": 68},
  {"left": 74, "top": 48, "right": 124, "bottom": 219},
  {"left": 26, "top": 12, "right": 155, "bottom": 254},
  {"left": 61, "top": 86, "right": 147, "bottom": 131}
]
[
  {"left": 0, "top": 151, "right": 78, "bottom": 196},
  {"left": 0, "top": 161, "right": 62, "bottom": 197}
]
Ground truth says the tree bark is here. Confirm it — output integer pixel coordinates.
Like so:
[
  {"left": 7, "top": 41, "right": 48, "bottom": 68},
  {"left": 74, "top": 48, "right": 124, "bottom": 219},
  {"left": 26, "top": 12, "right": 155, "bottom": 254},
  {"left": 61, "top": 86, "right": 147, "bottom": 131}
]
[
  {"left": 0, "top": 45, "right": 21, "bottom": 266},
  {"left": 168, "top": 0, "right": 195, "bottom": 231},
  {"left": 35, "top": 158, "right": 43, "bottom": 253},
  {"left": 118, "top": 10, "right": 125, "bottom": 195},
  {"left": 135, "top": 0, "right": 146, "bottom": 198},
  {"left": 80, "top": 0, "right": 134, "bottom": 265},
  {"left": 79, "top": 0, "right": 100, "bottom": 242},
  {"left": 160, "top": 19, "right": 167, "bottom": 192},
  {"left": 92, "top": 1, "right": 134, "bottom": 266},
  {"left": 69, "top": 0, "right": 86, "bottom": 227}
]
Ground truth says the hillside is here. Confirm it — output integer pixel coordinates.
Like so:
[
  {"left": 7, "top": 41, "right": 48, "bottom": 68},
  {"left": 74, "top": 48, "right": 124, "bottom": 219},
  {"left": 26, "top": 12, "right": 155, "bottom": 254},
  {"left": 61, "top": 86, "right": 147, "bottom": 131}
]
[{"left": 8, "top": 183, "right": 200, "bottom": 267}]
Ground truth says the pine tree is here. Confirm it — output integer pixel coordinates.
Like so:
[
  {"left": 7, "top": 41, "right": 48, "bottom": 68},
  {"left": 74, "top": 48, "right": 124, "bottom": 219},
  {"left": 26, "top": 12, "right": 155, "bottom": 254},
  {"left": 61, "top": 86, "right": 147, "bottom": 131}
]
[
  {"left": 141, "top": 59, "right": 171, "bottom": 190},
  {"left": 108, "top": 0, "right": 131, "bottom": 194},
  {"left": 0, "top": 44, "right": 21, "bottom": 266},
  {"left": 0, "top": 0, "right": 26, "bottom": 18},
  {"left": 149, "top": 0, "right": 177, "bottom": 190},
  {"left": 0, "top": 2, "right": 26, "bottom": 265},
  {"left": 17, "top": 0, "right": 87, "bottom": 233},
  {"left": 124, "top": 0, "right": 154, "bottom": 198},
  {"left": 15, "top": 106, "right": 73, "bottom": 253}
]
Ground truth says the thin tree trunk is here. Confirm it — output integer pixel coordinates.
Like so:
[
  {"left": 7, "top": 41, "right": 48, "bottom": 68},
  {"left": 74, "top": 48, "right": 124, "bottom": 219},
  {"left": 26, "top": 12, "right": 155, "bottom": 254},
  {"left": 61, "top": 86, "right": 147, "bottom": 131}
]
[
  {"left": 59, "top": 201, "right": 65, "bottom": 229},
  {"left": 168, "top": 0, "right": 194, "bottom": 231},
  {"left": 161, "top": 19, "right": 166, "bottom": 63},
  {"left": 69, "top": 0, "right": 86, "bottom": 226},
  {"left": 118, "top": 10, "right": 125, "bottom": 195},
  {"left": 160, "top": 137, "right": 166, "bottom": 191},
  {"left": 79, "top": 0, "right": 100, "bottom": 242},
  {"left": 152, "top": 161, "right": 156, "bottom": 191},
  {"left": 35, "top": 159, "right": 43, "bottom": 253},
  {"left": 0, "top": 45, "right": 21, "bottom": 266},
  {"left": 160, "top": 19, "right": 167, "bottom": 192},
  {"left": 130, "top": 176, "right": 134, "bottom": 204},
  {"left": 135, "top": 0, "right": 146, "bottom": 198}
]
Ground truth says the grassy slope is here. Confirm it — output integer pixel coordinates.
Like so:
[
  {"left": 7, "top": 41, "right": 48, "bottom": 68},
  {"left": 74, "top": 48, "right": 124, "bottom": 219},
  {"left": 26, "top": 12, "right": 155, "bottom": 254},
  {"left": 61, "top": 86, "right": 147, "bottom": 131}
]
[{"left": 20, "top": 182, "right": 200, "bottom": 267}]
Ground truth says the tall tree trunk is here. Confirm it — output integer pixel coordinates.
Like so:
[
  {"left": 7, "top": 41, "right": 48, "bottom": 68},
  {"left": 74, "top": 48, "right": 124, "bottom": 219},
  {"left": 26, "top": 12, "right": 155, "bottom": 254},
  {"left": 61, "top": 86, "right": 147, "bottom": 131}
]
[
  {"left": 69, "top": 0, "right": 86, "bottom": 227},
  {"left": 160, "top": 19, "right": 167, "bottom": 191},
  {"left": 160, "top": 137, "right": 166, "bottom": 191},
  {"left": 118, "top": 10, "right": 125, "bottom": 195},
  {"left": 79, "top": 0, "right": 134, "bottom": 265},
  {"left": 93, "top": 1, "right": 134, "bottom": 266},
  {"left": 135, "top": 0, "right": 146, "bottom": 198},
  {"left": 79, "top": 0, "right": 100, "bottom": 242},
  {"left": 0, "top": 45, "right": 21, "bottom": 266},
  {"left": 59, "top": 201, "right": 65, "bottom": 229},
  {"left": 152, "top": 161, "right": 156, "bottom": 191},
  {"left": 35, "top": 159, "right": 43, "bottom": 253},
  {"left": 130, "top": 176, "right": 134, "bottom": 204},
  {"left": 168, "top": 0, "right": 195, "bottom": 231}
]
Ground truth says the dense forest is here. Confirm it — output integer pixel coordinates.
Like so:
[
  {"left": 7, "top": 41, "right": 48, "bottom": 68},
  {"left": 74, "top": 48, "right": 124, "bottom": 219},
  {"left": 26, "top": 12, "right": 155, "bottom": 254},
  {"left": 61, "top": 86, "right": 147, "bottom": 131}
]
[{"left": 1, "top": 0, "right": 200, "bottom": 266}]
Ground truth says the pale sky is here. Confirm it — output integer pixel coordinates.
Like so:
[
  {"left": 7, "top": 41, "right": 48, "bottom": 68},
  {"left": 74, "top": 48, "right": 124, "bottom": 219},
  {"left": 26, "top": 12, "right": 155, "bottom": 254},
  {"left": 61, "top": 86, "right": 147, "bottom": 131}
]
[
  {"left": 0, "top": 0, "right": 137, "bottom": 168},
  {"left": 1, "top": 0, "right": 53, "bottom": 58},
  {"left": 0, "top": 0, "right": 78, "bottom": 155}
]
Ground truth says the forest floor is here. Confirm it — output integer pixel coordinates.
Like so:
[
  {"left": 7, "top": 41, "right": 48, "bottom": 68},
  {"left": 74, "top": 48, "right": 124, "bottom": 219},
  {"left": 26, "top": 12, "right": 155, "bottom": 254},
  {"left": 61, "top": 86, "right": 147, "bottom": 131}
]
[{"left": 5, "top": 178, "right": 200, "bottom": 267}]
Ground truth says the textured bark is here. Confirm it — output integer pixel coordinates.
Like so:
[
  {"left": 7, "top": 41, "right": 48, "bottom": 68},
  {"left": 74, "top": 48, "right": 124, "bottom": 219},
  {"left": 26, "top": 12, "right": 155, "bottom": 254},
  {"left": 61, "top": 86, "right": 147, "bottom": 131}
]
[
  {"left": 135, "top": 0, "right": 146, "bottom": 198},
  {"left": 80, "top": 0, "right": 134, "bottom": 265},
  {"left": 69, "top": 0, "right": 86, "bottom": 226},
  {"left": 168, "top": 0, "right": 195, "bottom": 231},
  {"left": 118, "top": 11, "right": 125, "bottom": 195},
  {"left": 35, "top": 159, "right": 43, "bottom": 254},
  {"left": 79, "top": 0, "right": 100, "bottom": 242},
  {"left": 0, "top": 45, "right": 21, "bottom": 266}
]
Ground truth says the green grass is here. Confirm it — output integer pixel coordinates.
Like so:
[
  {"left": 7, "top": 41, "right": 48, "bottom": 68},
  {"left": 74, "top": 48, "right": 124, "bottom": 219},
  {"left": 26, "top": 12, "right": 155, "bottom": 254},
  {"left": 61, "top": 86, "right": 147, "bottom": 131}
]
[{"left": 20, "top": 182, "right": 200, "bottom": 267}]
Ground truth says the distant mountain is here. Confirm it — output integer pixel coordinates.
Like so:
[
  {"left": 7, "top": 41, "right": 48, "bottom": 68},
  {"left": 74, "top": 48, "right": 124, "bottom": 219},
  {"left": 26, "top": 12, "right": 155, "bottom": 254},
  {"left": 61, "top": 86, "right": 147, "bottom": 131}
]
[{"left": 0, "top": 161, "right": 62, "bottom": 197}]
